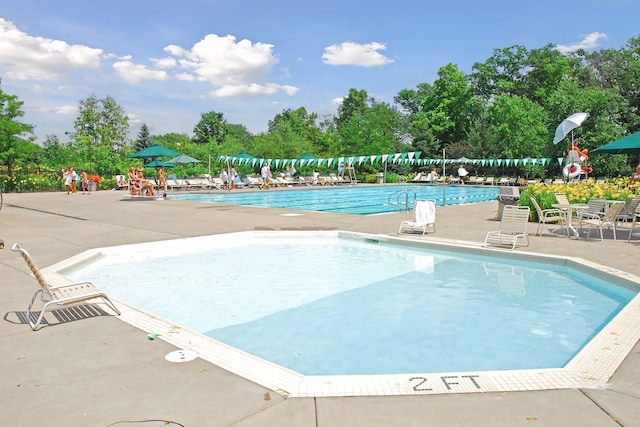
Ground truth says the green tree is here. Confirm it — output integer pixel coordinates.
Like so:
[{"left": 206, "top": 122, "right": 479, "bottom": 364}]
[
  {"left": 0, "top": 81, "right": 39, "bottom": 176},
  {"left": 193, "top": 111, "right": 227, "bottom": 145},
  {"left": 334, "top": 88, "right": 403, "bottom": 157},
  {"left": 135, "top": 123, "right": 153, "bottom": 151}
]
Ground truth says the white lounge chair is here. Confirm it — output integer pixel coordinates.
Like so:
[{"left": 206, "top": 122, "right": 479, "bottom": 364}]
[
  {"left": 530, "top": 196, "right": 565, "bottom": 236},
  {"left": 399, "top": 199, "right": 436, "bottom": 235},
  {"left": 12, "top": 243, "right": 120, "bottom": 330},
  {"left": 484, "top": 205, "right": 530, "bottom": 249}
]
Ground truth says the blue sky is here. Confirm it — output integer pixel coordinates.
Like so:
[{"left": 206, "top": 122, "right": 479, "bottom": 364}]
[{"left": 1, "top": 0, "right": 639, "bottom": 144}]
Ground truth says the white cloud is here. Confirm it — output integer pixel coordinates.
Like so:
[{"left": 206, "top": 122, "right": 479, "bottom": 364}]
[
  {"left": 151, "top": 57, "right": 177, "bottom": 68},
  {"left": 56, "top": 105, "right": 77, "bottom": 115},
  {"left": 113, "top": 61, "right": 169, "bottom": 84},
  {"left": 0, "top": 18, "right": 103, "bottom": 80},
  {"left": 322, "top": 42, "right": 394, "bottom": 67},
  {"left": 165, "top": 34, "right": 278, "bottom": 85},
  {"left": 210, "top": 83, "right": 299, "bottom": 98},
  {"left": 332, "top": 97, "right": 344, "bottom": 106},
  {"left": 556, "top": 32, "right": 607, "bottom": 54}
]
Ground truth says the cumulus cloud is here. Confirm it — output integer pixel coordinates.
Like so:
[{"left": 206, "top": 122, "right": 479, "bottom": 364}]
[
  {"left": 56, "top": 105, "right": 77, "bottom": 115},
  {"left": 159, "top": 34, "right": 298, "bottom": 97},
  {"left": 556, "top": 32, "right": 607, "bottom": 54},
  {"left": 322, "top": 42, "right": 394, "bottom": 67},
  {"left": 0, "top": 18, "right": 103, "bottom": 80},
  {"left": 113, "top": 60, "right": 169, "bottom": 84}
]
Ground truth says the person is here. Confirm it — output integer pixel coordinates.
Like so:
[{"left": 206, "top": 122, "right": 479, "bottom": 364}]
[
  {"left": 285, "top": 166, "right": 292, "bottom": 178},
  {"left": 80, "top": 170, "right": 91, "bottom": 194},
  {"left": 457, "top": 164, "right": 468, "bottom": 185},
  {"left": 312, "top": 170, "right": 320, "bottom": 185},
  {"left": 136, "top": 165, "right": 155, "bottom": 196},
  {"left": 426, "top": 169, "right": 439, "bottom": 183},
  {"left": 157, "top": 166, "right": 167, "bottom": 197},
  {"left": 629, "top": 165, "right": 640, "bottom": 186},
  {"left": 220, "top": 169, "right": 229, "bottom": 190},
  {"left": 63, "top": 167, "right": 74, "bottom": 195},
  {"left": 260, "top": 164, "right": 271, "bottom": 189},
  {"left": 70, "top": 167, "right": 78, "bottom": 194},
  {"left": 128, "top": 166, "right": 141, "bottom": 195},
  {"left": 117, "top": 175, "right": 127, "bottom": 188},
  {"left": 229, "top": 166, "right": 237, "bottom": 190}
]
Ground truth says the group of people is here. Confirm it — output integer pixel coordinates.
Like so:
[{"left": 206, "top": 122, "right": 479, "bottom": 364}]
[
  {"left": 128, "top": 165, "right": 167, "bottom": 197},
  {"left": 62, "top": 167, "right": 93, "bottom": 195}
]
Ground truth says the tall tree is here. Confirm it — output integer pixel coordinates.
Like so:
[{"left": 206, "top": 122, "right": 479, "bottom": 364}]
[
  {"left": 72, "top": 94, "right": 129, "bottom": 150},
  {"left": 135, "top": 123, "right": 153, "bottom": 151},
  {"left": 193, "top": 111, "right": 227, "bottom": 145},
  {"left": 0, "top": 80, "right": 39, "bottom": 175}
]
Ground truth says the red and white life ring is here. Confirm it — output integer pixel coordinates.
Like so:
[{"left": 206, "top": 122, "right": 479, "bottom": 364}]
[{"left": 562, "top": 163, "right": 582, "bottom": 179}]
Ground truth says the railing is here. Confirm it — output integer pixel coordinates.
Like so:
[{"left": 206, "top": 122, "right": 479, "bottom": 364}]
[{"left": 387, "top": 188, "right": 417, "bottom": 211}]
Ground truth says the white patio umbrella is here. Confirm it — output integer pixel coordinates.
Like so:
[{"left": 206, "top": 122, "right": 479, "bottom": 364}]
[{"left": 553, "top": 112, "right": 588, "bottom": 144}]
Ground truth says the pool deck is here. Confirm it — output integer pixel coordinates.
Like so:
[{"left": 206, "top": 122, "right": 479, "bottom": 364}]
[{"left": 1, "top": 187, "right": 639, "bottom": 427}]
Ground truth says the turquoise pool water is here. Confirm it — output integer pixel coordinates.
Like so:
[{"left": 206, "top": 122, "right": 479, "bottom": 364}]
[
  {"left": 170, "top": 185, "right": 500, "bottom": 214},
  {"left": 65, "top": 233, "right": 636, "bottom": 376}
]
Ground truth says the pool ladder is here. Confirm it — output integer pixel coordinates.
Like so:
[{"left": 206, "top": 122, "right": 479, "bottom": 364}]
[{"left": 388, "top": 188, "right": 417, "bottom": 211}]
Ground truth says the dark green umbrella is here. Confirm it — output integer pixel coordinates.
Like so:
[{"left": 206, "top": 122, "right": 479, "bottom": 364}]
[
  {"left": 129, "top": 144, "right": 181, "bottom": 159},
  {"left": 145, "top": 160, "right": 175, "bottom": 168},
  {"left": 592, "top": 132, "right": 640, "bottom": 155}
]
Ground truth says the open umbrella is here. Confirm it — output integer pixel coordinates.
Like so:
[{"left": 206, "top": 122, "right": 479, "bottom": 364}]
[
  {"left": 592, "top": 132, "right": 640, "bottom": 155},
  {"left": 129, "top": 144, "right": 182, "bottom": 159},
  {"left": 168, "top": 154, "right": 201, "bottom": 179},
  {"left": 295, "top": 153, "right": 318, "bottom": 167},
  {"left": 145, "top": 159, "right": 175, "bottom": 168},
  {"left": 553, "top": 113, "right": 588, "bottom": 144}
]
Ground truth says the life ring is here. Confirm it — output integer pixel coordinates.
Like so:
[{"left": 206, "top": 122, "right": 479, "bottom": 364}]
[{"left": 563, "top": 163, "right": 582, "bottom": 179}]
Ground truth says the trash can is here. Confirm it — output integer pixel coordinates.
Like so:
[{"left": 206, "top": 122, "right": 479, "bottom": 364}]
[
  {"left": 376, "top": 172, "right": 384, "bottom": 184},
  {"left": 496, "top": 187, "right": 520, "bottom": 219}
]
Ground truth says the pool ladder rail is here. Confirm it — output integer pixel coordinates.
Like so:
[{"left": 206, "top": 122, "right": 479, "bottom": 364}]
[{"left": 387, "top": 188, "right": 418, "bottom": 211}]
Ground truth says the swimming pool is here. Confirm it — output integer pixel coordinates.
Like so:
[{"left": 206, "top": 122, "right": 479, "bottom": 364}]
[
  {"left": 55, "top": 231, "right": 640, "bottom": 397},
  {"left": 170, "top": 185, "right": 500, "bottom": 214}
]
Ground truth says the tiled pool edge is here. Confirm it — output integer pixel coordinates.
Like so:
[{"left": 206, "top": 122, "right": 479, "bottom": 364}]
[{"left": 44, "top": 230, "right": 640, "bottom": 398}]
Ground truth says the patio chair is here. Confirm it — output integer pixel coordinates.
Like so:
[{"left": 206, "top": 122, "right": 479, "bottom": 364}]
[
  {"left": 484, "top": 205, "right": 530, "bottom": 250},
  {"left": 580, "top": 201, "right": 625, "bottom": 242},
  {"left": 577, "top": 198, "right": 606, "bottom": 228},
  {"left": 12, "top": 243, "right": 120, "bottom": 330},
  {"left": 399, "top": 199, "right": 436, "bottom": 235},
  {"left": 616, "top": 197, "right": 640, "bottom": 225},
  {"left": 530, "top": 196, "right": 565, "bottom": 236},
  {"left": 627, "top": 203, "right": 640, "bottom": 242}
]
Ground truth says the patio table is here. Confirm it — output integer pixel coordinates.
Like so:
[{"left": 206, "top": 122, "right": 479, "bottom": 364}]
[{"left": 552, "top": 203, "right": 589, "bottom": 238}]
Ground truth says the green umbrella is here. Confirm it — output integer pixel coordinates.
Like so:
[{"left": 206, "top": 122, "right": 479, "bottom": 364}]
[
  {"left": 168, "top": 154, "right": 201, "bottom": 165},
  {"left": 145, "top": 160, "right": 174, "bottom": 168},
  {"left": 129, "top": 144, "right": 182, "bottom": 159},
  {"left": 592, "top": 132, "right": 640, "bottom": 155}
]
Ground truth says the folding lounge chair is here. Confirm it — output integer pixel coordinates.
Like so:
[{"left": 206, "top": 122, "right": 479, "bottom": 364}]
[
  {"left": 399, "top": 199, "right": 436, "bottom": 235},
  {"left": 484, "top": 205, "right": 530, "bottom": 249},
  {"left": 12, "top": 243, "right": 120, "bottom": 330}
]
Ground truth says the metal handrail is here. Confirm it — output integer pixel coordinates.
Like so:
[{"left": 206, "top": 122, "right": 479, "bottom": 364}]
[{"left": 387, "top": 188, "right": 417, "bottom": 211}]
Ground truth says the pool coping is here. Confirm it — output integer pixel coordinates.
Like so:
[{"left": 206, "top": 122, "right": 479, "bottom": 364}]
[{"left": 44, "top": 230, "right": 640, "bottom": 398}]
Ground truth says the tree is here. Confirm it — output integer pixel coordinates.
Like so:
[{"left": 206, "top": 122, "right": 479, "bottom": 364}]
[
  {"left": 72, "top": 94, "right": 129, "bottom": 150},
  {"left": 193, "top": 111, "right": 227, "bottom": 145},
  {"left": 333, "top": 88, "right": 404, "bottom": 157},
  {"left": 0, "top": 81, "right": 39, "bottom": 176},
  {"left": 135, "top": 123, "right": 153, "bottom": 151}
]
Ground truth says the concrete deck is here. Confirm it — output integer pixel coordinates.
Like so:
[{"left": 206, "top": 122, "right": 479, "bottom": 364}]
[{"left": 1, "top": 188, "right": 638, "bottom": 426}]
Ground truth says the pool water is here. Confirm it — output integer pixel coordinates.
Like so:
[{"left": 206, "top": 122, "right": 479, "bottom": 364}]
[
  {"left": 170, "top": 185, "right": 499, "bottom": 214},
  {"left": 65, "top": 233, "right": 636, "bottom": 376}
]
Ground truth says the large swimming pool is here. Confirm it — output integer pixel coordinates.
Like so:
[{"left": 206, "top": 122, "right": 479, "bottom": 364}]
[
  {"left": 169, "top": 185, "right": 500, "bottom": 214},
  {"left": 60, "top": 231, "right": 638, "bottom": 382}
]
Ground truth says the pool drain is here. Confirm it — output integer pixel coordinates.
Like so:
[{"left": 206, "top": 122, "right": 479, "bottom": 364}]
[{"left": 165, "top": 349, "right": 198, "bottom": 363}]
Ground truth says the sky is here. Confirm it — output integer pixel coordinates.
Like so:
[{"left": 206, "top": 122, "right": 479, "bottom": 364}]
[{"left": 1, "top": 0, "right": 639, "bottom": 145}]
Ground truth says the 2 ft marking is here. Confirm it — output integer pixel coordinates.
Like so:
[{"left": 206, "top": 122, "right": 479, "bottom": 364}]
[{"left": 409, "top": 375, "right": 481, "bottom": 392}]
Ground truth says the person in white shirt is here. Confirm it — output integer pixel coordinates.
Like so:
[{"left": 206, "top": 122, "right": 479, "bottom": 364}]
[{"left": 457, "top": 164, "right": 469, "bottom": 185}]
